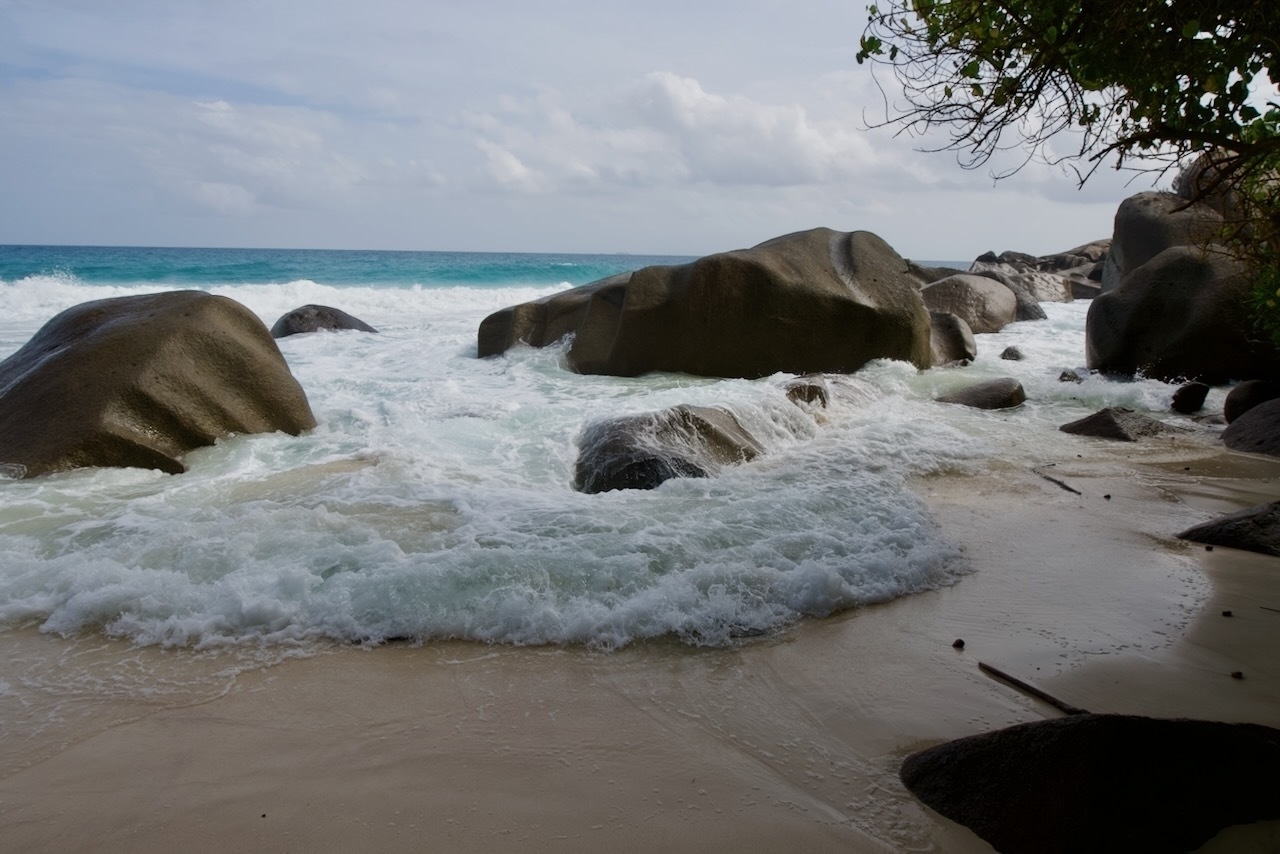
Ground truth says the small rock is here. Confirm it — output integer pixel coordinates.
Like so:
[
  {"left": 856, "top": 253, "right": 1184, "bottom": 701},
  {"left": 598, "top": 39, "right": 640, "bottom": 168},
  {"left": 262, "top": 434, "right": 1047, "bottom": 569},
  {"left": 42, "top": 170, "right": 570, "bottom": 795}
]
[
  {"left": 1000, "top": 346, "right": 1025, "bottom": 361},
  {"left": 952, "top": 639, "right": 965, "bottom": 649},
  {"left": 1059, "top": 369, "right": 1084, "bottom": 383},
  {"left": 1231, "top": 671, "right": 1245, "bottom": 680},
  {"left": 1171, "top": 381, "right": 1210, "bottom": 414},
  {"left": 1222, "top": 610, "right": 1233, "bottom": 617},
  {"left": 936, "top": 377, "right": 1027, "bottom": 410}
]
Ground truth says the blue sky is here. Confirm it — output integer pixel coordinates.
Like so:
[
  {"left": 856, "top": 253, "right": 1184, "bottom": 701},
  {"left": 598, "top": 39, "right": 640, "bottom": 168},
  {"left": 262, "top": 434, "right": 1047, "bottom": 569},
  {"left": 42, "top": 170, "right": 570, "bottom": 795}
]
[{"left": 0, "top": 0, "right": 1171, "bottom": 258}]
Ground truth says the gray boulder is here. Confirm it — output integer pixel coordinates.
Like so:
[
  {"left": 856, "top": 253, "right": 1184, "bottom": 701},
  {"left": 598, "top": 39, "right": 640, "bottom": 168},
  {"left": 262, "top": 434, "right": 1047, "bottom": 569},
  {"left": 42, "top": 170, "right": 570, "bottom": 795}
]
[
  {"left": 936, "top": 377, "right": 1026, "bottom": 410},
  {"left": 921, "top": 274, "right": 1018, "bottom": 334},
  {"left": 271, "top": 304, "right": 378, "bottom": 338},
  {"left": 573, "top": 404, "right": 765, "bottom": 493},
  {"left": 1178, "top": 500, "right": 1280, "bottom": 557},
  {"left": 1085, "top": 245, "right": 1268, "bottom": 383},
  {"left": 478, "top": 228, "right": 932, "bottom": 378},
  {"left": 0, "top": 291, "right": 316, "bottom": 478},
  {"left": 929, "top": 312, "right": 977, "bottom": 366},
  {"left": 1060, "top": 407, "right": 1182, "bottom": 441},
  {"left": 1222, "top": 398, "right": 1280, "bottom": 457}
]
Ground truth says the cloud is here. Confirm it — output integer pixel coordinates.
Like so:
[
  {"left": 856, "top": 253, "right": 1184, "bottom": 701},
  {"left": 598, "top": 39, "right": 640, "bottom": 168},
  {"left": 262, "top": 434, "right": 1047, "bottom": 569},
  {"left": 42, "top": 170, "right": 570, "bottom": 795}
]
[{"left": 465, "top": 72, "right": 884, "bottom": 193}]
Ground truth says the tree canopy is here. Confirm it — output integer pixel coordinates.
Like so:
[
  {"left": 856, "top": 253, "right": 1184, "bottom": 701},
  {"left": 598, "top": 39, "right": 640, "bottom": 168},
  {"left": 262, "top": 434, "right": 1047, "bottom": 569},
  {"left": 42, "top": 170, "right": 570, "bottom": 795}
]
[{"left": 855, "top": 0, "right": 1280, "bottom": 184}]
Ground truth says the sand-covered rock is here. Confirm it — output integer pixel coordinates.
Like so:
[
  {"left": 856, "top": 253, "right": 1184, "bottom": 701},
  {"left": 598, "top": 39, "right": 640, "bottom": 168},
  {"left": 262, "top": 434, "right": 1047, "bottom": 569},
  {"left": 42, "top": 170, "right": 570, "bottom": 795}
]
[
  {"left": 478, "top": 228, "right": 932, "bottom": 379},
  {"left": 1059, "top": 407, "right": 1182, "bottom": 441},
  {"left": 0, "top": 291, "right": 316, "bottom": 478},
  {"left": 901, "top": 714, "right": 1280, "bottom": 854},
  {"left": 1178, "top": 500, "right": 1280, "bottom": 557}
]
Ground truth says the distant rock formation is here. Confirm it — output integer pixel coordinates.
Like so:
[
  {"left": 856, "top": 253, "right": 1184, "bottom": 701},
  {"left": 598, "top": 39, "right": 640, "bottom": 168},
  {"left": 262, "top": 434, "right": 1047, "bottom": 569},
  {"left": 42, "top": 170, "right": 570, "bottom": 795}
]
[
  {"left": 0, "top": 291, "right": 316, "bottom": 478},
  {"left": 478, "top": 228, "right": 932, "bottom": 378},
  {"left": 271, "top": 304, "right": 378, "bottom": 337},
  {"left": 920, "top": 274, "right": 1018, "bottom": 334}
]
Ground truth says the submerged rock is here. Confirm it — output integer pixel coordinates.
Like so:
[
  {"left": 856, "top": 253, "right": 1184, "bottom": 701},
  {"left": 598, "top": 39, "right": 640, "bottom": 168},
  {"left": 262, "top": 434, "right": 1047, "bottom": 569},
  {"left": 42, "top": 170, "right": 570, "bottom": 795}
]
[
  {"left": 1170, "top": 381, "right": 1210, "bottom": 414},
  {"left": 0, "top": 291, "right": 316, "bottom": 478},
  {"left": 478, "top": 228, "right": 932, "bottom": 379},
  {"left": 1178, "top": 500, "right": 1280, "bottom": 557},
  {"left": 901, "top": 714, "right": 1280, "bottom": 854},
  {"left": 271, "top": 304, "right": 378, "bottom": 337},
  {"left": 573, "top": 404, "right": 765, "bottom": 494}
]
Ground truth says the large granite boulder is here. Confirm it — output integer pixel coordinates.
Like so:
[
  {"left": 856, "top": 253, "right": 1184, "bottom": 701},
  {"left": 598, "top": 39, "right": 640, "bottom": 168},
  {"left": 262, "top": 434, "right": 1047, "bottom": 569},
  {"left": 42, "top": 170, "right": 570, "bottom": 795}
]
[
  {"left": 271, "top": 304, "right": 378, "bottom": 338},
  {"left": 1100, "top": 191, "right": 1225, "bottom": 292},
  {"left": 478, "top": 228, "right": 932, "bottom": 378},
  {"left": 573, "top": 404, "right": 765, "bottom": 493},
  {"left": 1085, "top": 245, "right": 1269, "bottom": 383},
  {"left": 901, "top": 714, "right": 1280, "bottom": 854},
  {"left": 0, "top": 291, "right": 317, "bottom": 478},
  {"left": 920, "top": 274, "right": 1018, "bottom": 334}
]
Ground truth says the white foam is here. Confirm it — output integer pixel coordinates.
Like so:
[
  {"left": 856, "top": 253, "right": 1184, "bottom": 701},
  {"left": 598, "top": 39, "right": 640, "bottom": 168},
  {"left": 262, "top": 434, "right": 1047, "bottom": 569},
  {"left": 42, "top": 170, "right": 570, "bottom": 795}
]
[{"left": 0, "top": 284, "right": 1214, "bottom": 650}]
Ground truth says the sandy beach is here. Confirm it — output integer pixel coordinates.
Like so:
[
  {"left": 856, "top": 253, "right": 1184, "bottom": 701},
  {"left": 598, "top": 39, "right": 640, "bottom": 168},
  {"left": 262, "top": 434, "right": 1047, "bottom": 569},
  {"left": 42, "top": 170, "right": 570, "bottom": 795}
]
[{"left": 1, "top": 442, "right": 1278, "bottom": 853}]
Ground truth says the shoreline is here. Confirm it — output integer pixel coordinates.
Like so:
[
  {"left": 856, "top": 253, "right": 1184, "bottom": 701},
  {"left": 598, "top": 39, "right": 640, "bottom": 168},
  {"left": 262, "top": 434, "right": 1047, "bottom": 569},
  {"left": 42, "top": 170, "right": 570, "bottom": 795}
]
[{"left": 0, "top": 447, "right": 1278, "bottom": 851}]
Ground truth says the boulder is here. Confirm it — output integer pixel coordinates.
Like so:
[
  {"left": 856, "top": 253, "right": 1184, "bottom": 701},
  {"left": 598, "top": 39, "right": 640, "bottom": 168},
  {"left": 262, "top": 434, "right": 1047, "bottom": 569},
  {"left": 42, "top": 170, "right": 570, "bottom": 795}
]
[
  {"left": 1100, "top": 191, "right": 1226, "bottom": 292},
  {"left": 1222, "top": 398, "right": 1280, "bottom": 457},
  {"left": 968, "top": 269, "right": 1049, "bottom": 321},
  {"left": 928, "top": 312, "right": 977, "bottom": 366},
  {"left": 1059, "top": 407, "right": 1182, "bottom": 441},
  {"left": 1178, "top": 500, "right": 1280, "bottom": 557},
  {"left": 271, "top": 304, "right": 378, "bottom": 338},
  {"left": 1224, "top": 379, "right": 1280, "bottom": 423},
  {"left": 1059, "top": 369, "right": 1085, "bottom": 383},
  {"left": 573, "top": 404, "right": 765, "bottom": 493},
  {"left": 0, "top": 291, "right": 316, "bottom": 478},
  {"left": 1170, "top": 382, "right": 1210, "bottom": 414},
  {"left": 936, "top": 377, "right": 1026, "bottom": 410},
  {"left": 1035, "top": 239, "right": 1112, "bottom": 272},
  {"left": 905, "top": 260, "right": 966, "bottom": 287},
  {"left": 920, "top": 274, "right": 1018, "bottom": 334},
  {"left": 900, "top": 714, "right": 1280, "bottom": 854},
  {"left": 1000, "top": 346, "right": 1025, "bottom": 361},
  {"left": 1085, "top": 245, "right": 1271, "bottom": 383},
  {"left": 478, "top": 228, "right": 933, "bottom": 378}
]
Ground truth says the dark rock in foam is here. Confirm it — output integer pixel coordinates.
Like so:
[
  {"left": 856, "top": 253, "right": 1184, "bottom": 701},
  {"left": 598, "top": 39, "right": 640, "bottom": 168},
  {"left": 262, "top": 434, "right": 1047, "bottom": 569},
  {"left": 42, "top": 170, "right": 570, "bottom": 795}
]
[{"left": 271, "top": 304, "right": 378, "bottom": 338}]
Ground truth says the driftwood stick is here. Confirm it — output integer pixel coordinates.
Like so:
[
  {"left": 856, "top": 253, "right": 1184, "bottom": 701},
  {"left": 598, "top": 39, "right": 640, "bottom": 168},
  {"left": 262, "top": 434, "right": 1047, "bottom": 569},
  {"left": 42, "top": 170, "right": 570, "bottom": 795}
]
[
  {"left": 979, "top": 661, "right": 1090, "bottom": 716},
  {"left": 1261, "top": 606, "right": 1280, "bottom": 614},
  {"left": 1030, "top": 465, "right": 1082, "bottom": 496}
]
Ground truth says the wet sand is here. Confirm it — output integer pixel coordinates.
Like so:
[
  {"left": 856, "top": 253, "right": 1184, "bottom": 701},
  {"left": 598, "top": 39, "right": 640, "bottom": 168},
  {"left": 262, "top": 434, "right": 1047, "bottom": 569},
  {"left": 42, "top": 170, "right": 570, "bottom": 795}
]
[{"left": 1, "top": 448, "right": 1278, "bottom": 852}]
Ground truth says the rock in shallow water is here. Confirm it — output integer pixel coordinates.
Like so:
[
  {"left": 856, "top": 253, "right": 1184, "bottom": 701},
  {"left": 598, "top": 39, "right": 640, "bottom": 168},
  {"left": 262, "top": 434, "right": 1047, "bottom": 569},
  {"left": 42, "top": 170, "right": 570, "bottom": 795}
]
[
  {"left": 271, "top": 304, "right": 378, "bottom": 337},
  {"left": 478, "top": 228, "right": 932, "bottom": 379},
  {"left": 936, "top": 377, "right": 1026, "bottom": 410},
  {"left": 1059, "top": 407, "right": 1182, "bottom": 442},
  {"left": 0, "top": 291, "right": 316, "bottom": 478}
]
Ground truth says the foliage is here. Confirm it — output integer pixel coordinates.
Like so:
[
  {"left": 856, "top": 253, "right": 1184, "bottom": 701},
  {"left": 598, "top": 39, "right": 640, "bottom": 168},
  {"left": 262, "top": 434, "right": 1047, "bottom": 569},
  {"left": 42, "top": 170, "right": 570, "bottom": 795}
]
[{"left": 855, "top": 0, "right": 1280, "bottom": 182}]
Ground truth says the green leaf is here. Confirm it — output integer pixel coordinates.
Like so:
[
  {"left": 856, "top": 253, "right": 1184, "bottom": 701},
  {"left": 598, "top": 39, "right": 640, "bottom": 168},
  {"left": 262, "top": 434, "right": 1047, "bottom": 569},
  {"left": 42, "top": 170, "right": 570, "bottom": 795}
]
[
  {"left": 1045, "top": 25, "right": 1058, "bottom": 44},
  {"left": 1182, "top": 20, "right": 1199, "bottom": 38}
]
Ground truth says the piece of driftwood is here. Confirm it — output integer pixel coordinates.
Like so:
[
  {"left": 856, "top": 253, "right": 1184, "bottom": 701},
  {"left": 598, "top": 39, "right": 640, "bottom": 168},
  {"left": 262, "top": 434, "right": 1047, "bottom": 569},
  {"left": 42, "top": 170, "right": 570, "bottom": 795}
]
[
  {"left": 1030, "top": 465, "right": 1082, "bottom": 495},
  {"left": 979, "top": 661, "right": 1089, "bottom": 716},
  {"left": 1261, "top": 605, "right": 1280, "bottom": 614}
]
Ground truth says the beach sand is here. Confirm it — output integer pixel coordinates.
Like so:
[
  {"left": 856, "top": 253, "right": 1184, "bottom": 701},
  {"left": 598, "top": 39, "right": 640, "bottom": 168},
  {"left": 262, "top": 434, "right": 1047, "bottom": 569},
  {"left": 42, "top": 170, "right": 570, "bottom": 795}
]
[{"left": 1, "top": 445, "right": 1278, "bottom": 852}]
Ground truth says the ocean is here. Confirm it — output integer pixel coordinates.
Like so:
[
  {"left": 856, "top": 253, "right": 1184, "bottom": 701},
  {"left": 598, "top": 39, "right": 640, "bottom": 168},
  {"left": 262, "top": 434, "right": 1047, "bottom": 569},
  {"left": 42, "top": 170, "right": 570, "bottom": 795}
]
[{"left": 0, "top": 244, "right": 1223, "bottom": 653}]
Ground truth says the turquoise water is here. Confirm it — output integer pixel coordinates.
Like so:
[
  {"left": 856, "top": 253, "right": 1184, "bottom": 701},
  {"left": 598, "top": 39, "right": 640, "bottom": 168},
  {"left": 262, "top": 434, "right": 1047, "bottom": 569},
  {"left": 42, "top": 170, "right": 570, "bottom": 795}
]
[{"left": 0, "top": 245, "right": 697, "bottom": 289}]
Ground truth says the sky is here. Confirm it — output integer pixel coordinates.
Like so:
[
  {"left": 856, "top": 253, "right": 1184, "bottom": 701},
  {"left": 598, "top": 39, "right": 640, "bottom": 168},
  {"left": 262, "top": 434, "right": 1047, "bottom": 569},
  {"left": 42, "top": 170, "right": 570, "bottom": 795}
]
[{"left": 0, "top": 0, "right": 1169, "bottom": 259}]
